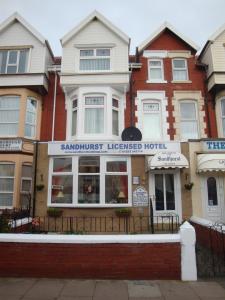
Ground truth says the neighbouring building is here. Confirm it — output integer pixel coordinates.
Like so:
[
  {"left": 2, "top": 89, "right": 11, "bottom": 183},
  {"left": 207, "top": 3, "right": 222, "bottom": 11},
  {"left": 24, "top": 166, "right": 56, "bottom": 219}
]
[{"left": 0, "top": 13, "right": 54, "bottom": 210}]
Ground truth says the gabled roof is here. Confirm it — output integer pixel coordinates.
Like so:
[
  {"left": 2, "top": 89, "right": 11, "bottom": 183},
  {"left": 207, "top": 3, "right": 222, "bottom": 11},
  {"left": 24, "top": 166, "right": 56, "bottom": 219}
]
[
  {"left": 61, "top": 10, "right": 130, "bottom": 46},
  {"left": 0, "top": 12, "right": 54, "bottom": 58},
  {"left": 138, "top": 22, "right": 199, "bottom": 53},
  {"left": 198, "top": 23, "right": 225, "bottom": 60}
]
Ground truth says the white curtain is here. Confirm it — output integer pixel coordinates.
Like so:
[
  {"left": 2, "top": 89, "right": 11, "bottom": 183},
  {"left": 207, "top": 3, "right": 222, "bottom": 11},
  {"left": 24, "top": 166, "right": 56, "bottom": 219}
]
[
  {"left": 143, "top": 114, "right": 161, "bottom": 140},
  {"left": 80, "top": 58, "right": 110, "bottom": 71},
  {"left": 85, "top": 108, "right": 104, "bottom": 133},
  {"left": 0, "top": 96, "right": 19, "bottom": 135}
]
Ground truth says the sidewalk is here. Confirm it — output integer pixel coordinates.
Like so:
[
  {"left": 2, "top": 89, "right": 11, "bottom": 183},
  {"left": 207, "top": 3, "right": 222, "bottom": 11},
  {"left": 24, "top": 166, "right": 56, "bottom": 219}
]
[{"left": 0, "top": 278, "right": 225, "bottom": 300}]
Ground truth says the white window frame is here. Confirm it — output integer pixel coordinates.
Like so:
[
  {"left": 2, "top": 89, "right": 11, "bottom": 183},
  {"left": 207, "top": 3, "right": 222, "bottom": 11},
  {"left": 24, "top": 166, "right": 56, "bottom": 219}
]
[
  {"left": 0, "top": 49, "right": 30, "bottom": 74},
  {"left": 142, "top": 99, "right": 162, "bottom": 140},
  {"left": 71, "top": 98, "right": 78, "bottom": 137},
  {"left": 79, "top": 48, "right": 111, "bottom": 72},
  {"left": 20, "top": 164, "right": 33, "bottom": 194},
  {"left": 148, "top": 59, "right": 165, "bottom": 83},
  {"left": 172, "top": 58, "right": 188, "bottom": 81},
  {"left": 112, "top": 97, "right": 119, "bottom": 136},
  {"left": 25, "top": 97, "right": 37, "bottom": 139},
  {"left": 0, "top": 95, "right": 20, "bottom": 137},
  {"left": 48, "top": 156, "right": 131, "bottom": 208},
  {"left": 0, "top": 162, "right": 15, "bottom": 208},
  {"left": 179, "top": 100, "right": 199, "bottom": 140}
]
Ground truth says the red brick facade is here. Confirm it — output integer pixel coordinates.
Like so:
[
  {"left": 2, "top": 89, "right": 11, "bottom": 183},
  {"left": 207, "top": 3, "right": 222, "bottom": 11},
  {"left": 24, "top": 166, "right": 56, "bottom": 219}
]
[{"left": 0, "top": 242, "right": 181, "bottom": 279}]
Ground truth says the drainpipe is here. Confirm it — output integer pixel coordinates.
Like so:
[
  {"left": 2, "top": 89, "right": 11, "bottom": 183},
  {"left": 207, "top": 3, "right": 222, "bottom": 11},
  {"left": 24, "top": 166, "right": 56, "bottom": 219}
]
[
  {"left": 32, "top": 141, "right": 38, "bottom": 217},
  {"left": 51, "top": 68, "right": 58, "bottom": 141}
]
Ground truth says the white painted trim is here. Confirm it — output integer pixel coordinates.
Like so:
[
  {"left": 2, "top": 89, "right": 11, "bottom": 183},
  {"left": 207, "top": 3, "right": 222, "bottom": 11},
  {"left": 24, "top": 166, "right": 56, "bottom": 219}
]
[
  {"left": 10, "top": 217, "right": 32, "bottom": 228},
  {"left": 190, "top": 215, "right": 214, "bottom": 227},
  {"left": 0, "top": 233, "right": 180, "bottom": 244},
  {"left": 147, "top": 58, "right": 165, "bottom": 83},
  {"left": 208, "top": 22, "right": 225, "bottom": 42},
  {"left": 143, "top": 50, "right": 167, "bottom": 58}
]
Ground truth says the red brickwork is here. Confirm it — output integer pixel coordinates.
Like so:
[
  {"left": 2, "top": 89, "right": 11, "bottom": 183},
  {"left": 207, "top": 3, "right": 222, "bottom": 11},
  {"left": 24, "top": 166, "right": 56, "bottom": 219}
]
[{"left": 0, "top": 242, "right": 181, "bottom": 279}]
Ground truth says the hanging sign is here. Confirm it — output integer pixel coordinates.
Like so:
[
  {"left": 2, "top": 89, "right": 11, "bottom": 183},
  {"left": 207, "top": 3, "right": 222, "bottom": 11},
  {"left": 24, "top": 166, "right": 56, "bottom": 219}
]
[{"left": 133, "top": 186, "right": 148, "bottom": 207}]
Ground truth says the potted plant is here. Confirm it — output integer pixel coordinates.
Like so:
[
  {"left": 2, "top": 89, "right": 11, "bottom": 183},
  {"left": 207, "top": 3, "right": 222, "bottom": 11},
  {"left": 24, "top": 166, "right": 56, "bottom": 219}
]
[
  {"left": 184, "top": 182, "right": 194, "bottom": 191},
  {"left": 36, "top": 184, "right": 45, "bottom": 191},
  {"left": 47, "top": 208, "right": 63, "bottom": 218},
  {"left": 115, "top": 208, "right": 132, "bottom": 217}
]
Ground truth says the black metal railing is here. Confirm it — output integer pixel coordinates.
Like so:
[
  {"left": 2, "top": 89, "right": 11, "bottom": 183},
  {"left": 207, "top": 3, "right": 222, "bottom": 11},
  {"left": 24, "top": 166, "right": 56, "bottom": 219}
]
[
  {"left": 10, "top": 214, "right": 180, "bottom": 234},
  {"left": 0, "top": 208, "right": 30, "bottom": 220}
]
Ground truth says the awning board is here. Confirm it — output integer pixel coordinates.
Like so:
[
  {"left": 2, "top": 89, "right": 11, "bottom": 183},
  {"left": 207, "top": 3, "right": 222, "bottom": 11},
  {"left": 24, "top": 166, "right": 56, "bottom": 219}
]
[
  {"left": 148, "top": 152, "right": 189, "bottom": 170},
  {"left": 197, "top": 154, "right": 225, "bottom": 172}
]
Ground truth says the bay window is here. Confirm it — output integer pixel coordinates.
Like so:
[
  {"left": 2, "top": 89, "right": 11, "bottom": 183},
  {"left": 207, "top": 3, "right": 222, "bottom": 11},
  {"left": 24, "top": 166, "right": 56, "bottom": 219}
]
[
  {"left": 180, "top": 101, "right": 199, "bottom": 139},
  {"left": 142, "top": 101, "right": 161, "bottom": 140},
  {"left": 0, "top": 49, "right": 29, "bottom": 74},
  {"left": 221, "top": 99, "right": 225, "bottom": 136},
  {"left": 172, "top": 58, "right": 188, "bottom": 81},
  {"left": 0, "top": 95, "right": 20, "bottom": 136},
  {"left": 0, "top": 162, "right": 15, "bottom": 207},
  {"left": 25, "top": 97, "right": 37, "bottom": 138},
  {"left": 84, "top": 96, "right": 104, "bottom": 134},
  {"left": 80, "top": 48, "right": 110, "bottom": 71},
  {"left": 49, "top": 156, "right": 131, "bottom": 206}
]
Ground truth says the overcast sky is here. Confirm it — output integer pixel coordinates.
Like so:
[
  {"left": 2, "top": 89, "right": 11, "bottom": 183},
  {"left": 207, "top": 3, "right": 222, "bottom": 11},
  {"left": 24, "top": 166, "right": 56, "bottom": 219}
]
[{"left": 0, "top": 0, "right": 225, "bottom": 56}]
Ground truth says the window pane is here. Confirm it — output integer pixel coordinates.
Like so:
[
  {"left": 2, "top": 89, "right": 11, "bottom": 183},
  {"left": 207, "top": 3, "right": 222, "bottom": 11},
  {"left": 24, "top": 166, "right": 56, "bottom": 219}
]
[
  {"left": 149, "top": 68, "right": 162, "bottom": 80},
  {"left": 21, "top": 179, "right": 32, "bottom": 192},
  {"left": 96, "top": 49, "right": 110, "bottom": 56},
  {"left": 85, "top": 108, "right": 104, "bottom": 133},
  {"left": 78, "top": 175, "right": 100, "bottom": 204},
  {"left": 173, "top": 70, "right": 187, "bottom": 81},
  {"left": 72, "top": 110, "right": 77, "bottom": 135},
  {"left": 0, "top": 124, "right": 18, "bottom": 135},
  {"left": 143, "top": 114, "right": 161, "bottom": 140},
  {"left": 0, "top": 178, "right": 14, "bottom": 191},
  {"left": 207, "top": 177, "right": 218, "bottom": 206},
  {"left": 180, "top": 121, "right": 198, "bottom": 139},
  {"left": 0, "top": 51, "right": 7, "bottom": 73},
  {"left": 80, "top": 58, "right": 110, "bottom": 70},
  {"left": 72, "top": 99, "right": 77, "bottom": 108},
  {"left": 80, "top": 50, "right": 94, "bottom": 56},
  {"left": 149, "top": 60, "right": 161, "bottom": 67},
  {"left": 105, "top": 175, "right": 128, "bottom": 204},
  {"left": 85, "top": 96, "right": 104, "bottom": 105},
  {"left": 0, "top": 194, "right": 13, "bottom": 206},
  {"left": 53, "top": 158, "right": 72, "bottom": 172},
  {"left": 8, "top": 51, "right": 17, "bottom": 64},
  {"left": 51, "top": 175, "right": 73, "bottom": 203},
  {"left": 222, "top": 118, "right": 225, "bottom": 136},
  {"left": 221, "top": 100, "right": 225, "bottom": 116},
  {"left": 22, "top": 165, "right": 32, "bottom": 177},
  {"left": 0, "top": 164, "right": 15, "bottom": 176},
  {"left": 25, "top": 124, "right": 35, "bottom": 137},
  {"left": 112, "top": 98, "right": 119, "bottom": 108},
  {"left": 18, "top": 50, "right": 28, "bottom": 73},
  {"left": 112, "top": 110, "right": 119, "bottom": 135},
  {"left": 155, "top": 174, "right": 164, "bottom": 210},
  {"left": 173, "top": 59, "right": 186, "bottom": 68},
  {"left": 143, "top": 103, "right": 159, "bottom": 111},
  {"left": 165, "top": 174, "right": 175, "bottom": 210},
  {"left": 79, "top": 156, "right": 100, "bottom": 173},
  {"left": 7, "top": 65, "right": 17, "bottom": 74},
  {"left": 106, "top": 161, "right": 127, "bottom": 172},
  {"left": 0, "top": 110, "right": 19, "bottom": 122},
  {"left": 0, "top": 96, "right": 20, "bottom": 109},
  {"left": 180, "top": 103, "right": 196, "bottom": 119}
]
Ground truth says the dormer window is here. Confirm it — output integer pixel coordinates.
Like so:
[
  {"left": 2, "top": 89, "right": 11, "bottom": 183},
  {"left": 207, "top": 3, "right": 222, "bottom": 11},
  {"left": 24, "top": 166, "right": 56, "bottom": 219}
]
[
  {"left": 0, "top": 49, "right": 29, "bottom": 74},
  {"left": 79, "top": 48, "right": 110, "bottom": 71}
]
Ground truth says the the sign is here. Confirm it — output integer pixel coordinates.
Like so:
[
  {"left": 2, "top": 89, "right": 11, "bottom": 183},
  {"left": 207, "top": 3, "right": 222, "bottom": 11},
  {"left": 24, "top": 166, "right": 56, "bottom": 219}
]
[
  {"left": 48, "top": 141, "right": 181, "bottom": 156},
  {"left": 202, "top": 141, "right": 225, "bottom": 152},
  {"left": 0, "top": 139, "right": 22, "bottom": 151},
  {"left": 132, "top": 176, "right": 140, "bottom": 185},
  {"left": 133, "top": 186, "right": 148, "bottom": 207}
]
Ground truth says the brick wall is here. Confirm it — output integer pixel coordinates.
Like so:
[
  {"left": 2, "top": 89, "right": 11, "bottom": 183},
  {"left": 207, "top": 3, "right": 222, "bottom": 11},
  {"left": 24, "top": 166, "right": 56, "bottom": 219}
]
[{"left": 0, "top": 242, "right": 181, "bottom": 279}]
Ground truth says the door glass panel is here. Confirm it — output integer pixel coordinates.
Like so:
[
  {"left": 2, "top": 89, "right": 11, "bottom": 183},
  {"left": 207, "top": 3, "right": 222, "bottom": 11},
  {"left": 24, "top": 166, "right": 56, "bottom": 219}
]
[
  {"left": 165, "top": 174, "right": 175, "bottom": 210},
  {"left": 155, "top": 174, "right": 164, "bottom": 210},
  {"left": 207, "top": 177, "right": 218, "bottom": 206}
]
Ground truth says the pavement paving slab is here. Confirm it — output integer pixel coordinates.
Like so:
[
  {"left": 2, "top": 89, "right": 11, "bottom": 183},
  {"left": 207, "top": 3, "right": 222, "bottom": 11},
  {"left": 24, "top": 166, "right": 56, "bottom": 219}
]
[
  {"left": 93, "top": 280, "right": 128, "bottom": 300},
  {"left": 60, "top": 279, "right": 96, "bottom": 297},
  {"left": 128, "top": 280, "right": 162, "bottom": 298},
  {"left": 0, "top": 278, "right": 37, "bottom": 297},
  {"left": 188, "top": 281, "right": 225, "bottom": 298}
]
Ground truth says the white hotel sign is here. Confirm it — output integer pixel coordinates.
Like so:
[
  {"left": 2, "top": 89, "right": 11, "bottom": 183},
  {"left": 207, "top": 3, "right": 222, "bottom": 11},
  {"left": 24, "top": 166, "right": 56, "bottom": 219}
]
[
  {"left": 0, "top": 139, "right": 22, "bottom": 151},
  {"left": 48, "top": 141, "right": 181, "bottom": 156}
]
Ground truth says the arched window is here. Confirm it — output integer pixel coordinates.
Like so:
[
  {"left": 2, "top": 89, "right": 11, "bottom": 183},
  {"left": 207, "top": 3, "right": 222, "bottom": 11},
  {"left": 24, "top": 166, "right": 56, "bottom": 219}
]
[
  {"left": 207, "top": 177, "right": 218, "bottom": 206},
  {"left": 180, "top": 100, "right": 199, "bottom": 139}
]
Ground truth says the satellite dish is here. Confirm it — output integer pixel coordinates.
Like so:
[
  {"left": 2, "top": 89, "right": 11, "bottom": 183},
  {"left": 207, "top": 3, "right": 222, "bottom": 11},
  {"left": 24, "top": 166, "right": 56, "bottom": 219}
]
[{"left": 121, "top": 127, "right": 142, "bottom": 141}]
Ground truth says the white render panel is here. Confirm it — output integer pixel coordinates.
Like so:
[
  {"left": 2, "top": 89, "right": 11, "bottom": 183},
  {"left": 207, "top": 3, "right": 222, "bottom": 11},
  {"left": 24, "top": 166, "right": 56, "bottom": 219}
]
[
  {"left": 62, "top": 19, "right": 128, "bottom": 74},
  {"left": 0, "top": 74, "right": 48, "bottom": 90},
  {"left": 211, "top": 30, "right": 225, "bottom": 72},
  {"left": 0, "top": 21, "right": 47, "bottom": 73}
]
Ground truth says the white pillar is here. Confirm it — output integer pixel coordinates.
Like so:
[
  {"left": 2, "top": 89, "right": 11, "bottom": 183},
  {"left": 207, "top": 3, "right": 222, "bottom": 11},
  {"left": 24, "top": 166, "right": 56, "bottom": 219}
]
[{"left": 180, "top": 221, "right": 197, "bottom": 281}]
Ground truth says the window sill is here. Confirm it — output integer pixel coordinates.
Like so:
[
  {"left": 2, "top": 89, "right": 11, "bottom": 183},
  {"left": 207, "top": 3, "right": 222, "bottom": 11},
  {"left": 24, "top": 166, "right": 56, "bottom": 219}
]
[
  {"left": 171, "top": 80, "right": 192, "bottom": 83},
  {"left": 146, "top": 80, "right": 167, "bottom": 84},
  {"left": 48, "top": 203, "right": 132, "bottom": 208}
]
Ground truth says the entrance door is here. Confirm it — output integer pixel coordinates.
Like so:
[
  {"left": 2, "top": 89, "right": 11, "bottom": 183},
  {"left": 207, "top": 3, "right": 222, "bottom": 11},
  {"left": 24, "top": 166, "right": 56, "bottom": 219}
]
[
  {"left": 149, "top": 171, "right": 181, "bottom": 219},
  {"left": 202, "top": 176, "right": 225, "bottom": 222}
]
